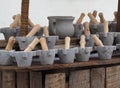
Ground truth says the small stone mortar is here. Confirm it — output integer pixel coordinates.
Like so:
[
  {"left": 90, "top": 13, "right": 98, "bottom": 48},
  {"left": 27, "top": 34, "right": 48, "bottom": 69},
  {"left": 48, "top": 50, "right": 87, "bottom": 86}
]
[
  {"left": 14, "top": 51, "right": 36, "bottom": 67},
  {"left": 0, "top": 50, "right": 14, "bottom": 65},
  {"left": 76, "top": 47, "right": 92, "bottom": 61},
  {"left": 36, "top": 49, "right": 57, "bottom": 65},
  {"left": 95, "top": 46, "right": 116, "bottom": 59}
]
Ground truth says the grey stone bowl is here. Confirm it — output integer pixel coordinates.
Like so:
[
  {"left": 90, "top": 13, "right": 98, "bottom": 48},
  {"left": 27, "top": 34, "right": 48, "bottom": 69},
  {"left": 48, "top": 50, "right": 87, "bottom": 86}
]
[
  {"left": 46, "top": 36, "right": 59, "bottom": 49},
  {"left": 75, "top": 47, "right": 92, "bottom": 61},
  {"left": 98, "top": 32, "right": 115, "bottom": 45},
  {"left": 89, "top": 23, "right": 104, "bottom": 34},
  {"left": 36, "top": 49, "right": 57, "bottom": 65},
  {"left": 16, "top": 36, "right": 35, "bottom": 50},
  {"left": 85, "top": 35, "right": 95, "bottom": 47},
  {"left": 58, "top": 48, "right": 78, "bottom": 64},
  {"left": 73, "top": 24, "right": 84, "bottom": 38},
  {"left": 94, "top": 46, "right": 116, "bottom": 60},
  {"left": 14, "top": 51, "right": 36, "bottom": 67},
  {"left": 0, "top": 50, "right": 14, "bottom": 65}
]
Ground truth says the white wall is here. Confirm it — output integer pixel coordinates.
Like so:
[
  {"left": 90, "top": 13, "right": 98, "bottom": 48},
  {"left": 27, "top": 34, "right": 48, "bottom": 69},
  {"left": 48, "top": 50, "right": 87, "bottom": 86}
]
[
  {"left": 0, "top": 0, "right": 117, "bottom": 39},
  {"left": 0, "top": 0, "right": 118, "bottom": 27}
]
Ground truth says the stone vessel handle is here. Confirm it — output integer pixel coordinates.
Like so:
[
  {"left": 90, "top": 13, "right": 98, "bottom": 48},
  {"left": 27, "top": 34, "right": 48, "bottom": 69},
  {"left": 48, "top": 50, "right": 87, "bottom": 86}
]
[
  {"left": 103, "top": 21, "right": 109, "bottom": 33},
  {"left": 65, "top": 36, "right": 71, "bottom": 49},
  {"left": 26, "top": 24, "right": 40, "bottom": 37},
  {"left": 88, "top": 13, "right": 98, "bottom": 24},
  {"left": 43, "top": 26, "right": 49, "bottom": 37},
  {"left": 24, "top": 37, "right": 39, "bottom": 52},
  {"left": 76, "top": 13, "right": 85, "bottom": 25},
  {"left": 39, "top": 37, "right": 48, "bottom": 51},
  {"left": 80, "top": 35, "right": 86, "bottom": 48},
  {"left": 84, "top": 22, "right": 91, "bottom": 35},
  {"left": 5, "top": 36, "right": 16, "bottom": 51},
  {"left": 99, "top": 12, "right": 106, "bottom": 23},
  {"left": 92, "top": 35, "right": 104, "bottom": 47}
]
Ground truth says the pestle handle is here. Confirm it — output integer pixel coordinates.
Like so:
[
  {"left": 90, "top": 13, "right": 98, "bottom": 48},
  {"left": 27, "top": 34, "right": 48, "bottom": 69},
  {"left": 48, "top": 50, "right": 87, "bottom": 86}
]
[
  {"left": 92, "top": 35, "right": 104, "bottom": 47},
  {"left": 114, "top": 11, "right": 117, "bottom": 21},
  {"left": 80, "top": 35, "right": 86, "bottom": 48},
  {"left": 76, "top": 13, "right": 85, "bottom": 25},
  {"left": 98, "top": 12, "right": 106, "bottom": 23},
  {"left": 28, "top": 18, "right": 35, "bottom": 27},
  {"left": 83, "top": 22, "right": 91, "bottom": 35},
  {"left": 24, "top": 37, "right": 39, "bottom": 52},
  {"left": 26, "top": 24, "right": 40, "bottom": 37},
  {"left": 65, "top": 36, "right": 71, "bottom": 49},
  {"left": 43, "top": 26, "right": 49, "bottom": 37},
  {"left": 88, "top": 12, "right": 98, "bottom": 24},
  {"left": 92, "top": 10, "right": 97, "bottom": 18},
  {"left": 10, "top": 14, "right": 21, "bottom": 29},
  {"left": 39, "top": 37, "right": 48, "bottom": 51},
  {"left": 103, "top": 21, "right": 109, "bottom": 33},
  {"left": 5, "top": 36, "right": 16, "bottom": 51}
]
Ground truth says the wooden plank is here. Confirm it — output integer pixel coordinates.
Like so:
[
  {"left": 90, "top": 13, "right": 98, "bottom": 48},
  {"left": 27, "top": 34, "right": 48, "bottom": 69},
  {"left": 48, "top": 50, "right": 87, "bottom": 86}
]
[
  {"left": 2, "top": 70, "right": 15, "bottom": 88},
  {"left": 0, "top": 57, "right": 120, "bottom": 71},
  {"left": 106, "top": 65, "right": 120, "bottom": 88},
  {"left": 30, "top": 71, "right": 42, "bottom": 88},
  {"left": 69, "top": 69, "right": 90, "bottom": 88},
  {"left": 17, "top": 72, "right": 29, "bottom": 88},
  {"left": 0, "top": 71, "right": 2, "bottom": 88},
  {"left": 91, "top": 68, "right": 105, "bottom": 88},
  {"left": 45, "top": 73, "right": 65, "bottom": 88},
  {"left": 117, "top": 0, "right": 120, "bottom": 32}
]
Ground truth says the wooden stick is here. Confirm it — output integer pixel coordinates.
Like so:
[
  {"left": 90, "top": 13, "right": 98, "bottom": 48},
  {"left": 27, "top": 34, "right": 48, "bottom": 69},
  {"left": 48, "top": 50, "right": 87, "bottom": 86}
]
[
  {"left": 98, "top": 12, "right": 106, "bottom": 23},
  {"left": 28, "top": 18, "right": 35, "bottom": 27},
  {"left": 76, "top": 13, "right": 85, "bottom": 25},
  {"left": 39, "top": 37, "right": 48, "bottom": 51},
  {"left": 103, "top": 21, "right": 109, "bottom": 33},
  {"left": 83, "top": 22, "right": 91, "bottom": 35},
  {"left": 43, "top": 26, "right": 49, "bottom": 37},
  {"left": 5, "top": 36, "right": 16, "bottom": 51},
  {"left": 88, "top": 12, "right": 98, "bottom": 24},
  {"left": 92, "top": 35, "right": 104, "bottom": 47},
  {"left": 10, "top": 14, "right": 21, "bottom": 29},
  {"left": 114, "top": 11, "right": 117, "bottom": 21},
  {"left": 65, "top": 36, "right": 71, "bottom": 49},
  {"left": 24, "top": 37, "right": 39, "bottom": 52},
  {"left": 80, "top": 35, "right": 86, "bottom": 48},
  {"left": 26, "top": 24, "right": 40, "bottom": 37}
]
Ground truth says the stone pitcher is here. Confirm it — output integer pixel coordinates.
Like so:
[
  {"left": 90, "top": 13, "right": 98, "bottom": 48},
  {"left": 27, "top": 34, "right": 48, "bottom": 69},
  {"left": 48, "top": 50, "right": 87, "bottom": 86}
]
[
  {"left": 76, "top": 47, "right": 92, "bottom": 61},
  {"left": 48, "top": 16, "right": 75, "bottom": 38}
]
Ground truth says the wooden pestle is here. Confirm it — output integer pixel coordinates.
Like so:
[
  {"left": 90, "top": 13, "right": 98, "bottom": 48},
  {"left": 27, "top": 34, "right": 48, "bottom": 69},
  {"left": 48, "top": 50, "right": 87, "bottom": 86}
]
[
  {"left": 114, "top": 11, "right": 117, "bottom": 21},
  {"left": 92, "top": 35, "right": 104, "bottom": 47},
  {"left": 43, "top": 26, "right": 49, "bottom": 37},
  {"left": 103, "top": 21, "right": 109, "bottom": 33},
  {"left": 76, "top": 13, "right": 85, "bottom": 25},
  {"left": 39, "top": 37, "right": 48, "bottom": 51},
  {"left": 98, "top": 12, "right": 106, "bottom": 23},
  {"left": 92, "top": 10, "right": 97, "bottom": 18},
  {"left": 88, "top": 12, "right": 98, "bottom": 24},
  {"left": 10, "top": 14, "right": 21, "bottom": 29},
  {"left": 65, "top": 36, "right": 71, "bottom": 49},
  {"left": 5, "top": 36, "right": 16, "bottom": 51},
  {"left": 80, "top": 35, "right": 86, "bottom": 48},
  {"left": 83, "top": 22, "right": 91, "bottom": 35},
  {"left": 28, "top": 18, "right": 35, "bottom": 27},
  {"left": 26, "top": 24, "right": 40, "bottom": 37},
  {"left": 24, "top": 37, "right": 39, "bottom": 52}
]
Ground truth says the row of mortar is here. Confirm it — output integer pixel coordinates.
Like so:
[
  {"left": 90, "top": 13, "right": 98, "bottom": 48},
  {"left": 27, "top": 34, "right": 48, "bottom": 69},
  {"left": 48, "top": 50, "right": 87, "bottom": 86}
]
[{"left": 0, "top": 10, "right": 119, "bottom": 67}]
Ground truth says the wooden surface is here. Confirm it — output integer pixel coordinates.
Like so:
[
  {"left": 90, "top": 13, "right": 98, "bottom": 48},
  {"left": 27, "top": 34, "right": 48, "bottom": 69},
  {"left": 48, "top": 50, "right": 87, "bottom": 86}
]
[
  {"left": 117, "top": 0, "right": 120, "bottom": 32},
  {"left": 0, "top": 57, "right": 120, "bottom": 71},
  {"left": 69, "top": 70, "right": 90, "bottom": 88},
  {"left": 91, "top": 68, "right": 105, "bottom": 88},
  {"left": 106, "top": 65, "right": 120, "bottom": 88}
]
